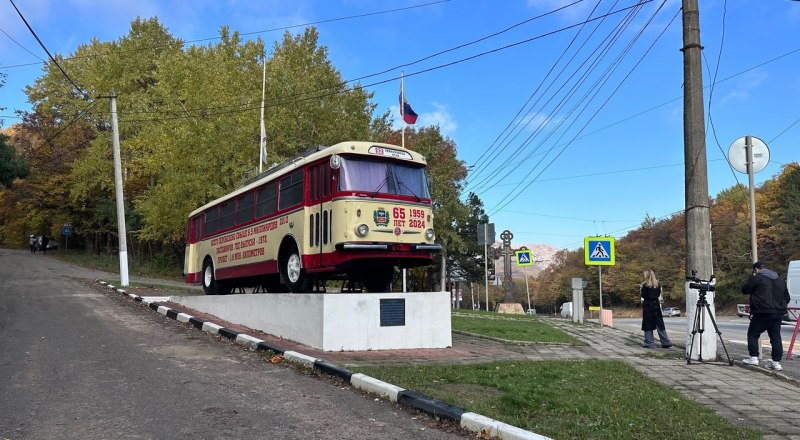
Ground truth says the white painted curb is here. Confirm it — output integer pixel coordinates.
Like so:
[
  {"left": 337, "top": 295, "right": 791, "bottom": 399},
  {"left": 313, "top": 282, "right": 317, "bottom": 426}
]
[
  {"left": 351, "top": 373, "right": 404, "bottom": 402},
  {"left": 202, "top": 322, "right": 223, "bottom": 334},
  {"left": 283, "top": 350, "right": 317, "bottom": 368},
  {"left": 461, "top": 413, "right": 552, "bottom": 440},
  {"left": 236, "top": 334, "right": 264, "bottom": 350},
  {"left": 176, "top": 312, "right": 193, "bottom": 323}
]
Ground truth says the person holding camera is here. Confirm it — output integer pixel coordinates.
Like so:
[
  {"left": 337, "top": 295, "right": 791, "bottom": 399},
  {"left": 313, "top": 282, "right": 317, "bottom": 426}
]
[
  {"left": 741, "top": 261, "right": 790, "bottom": 370},
  {"left": 641, "top": 269, "right": 672, "bottom": 348}
]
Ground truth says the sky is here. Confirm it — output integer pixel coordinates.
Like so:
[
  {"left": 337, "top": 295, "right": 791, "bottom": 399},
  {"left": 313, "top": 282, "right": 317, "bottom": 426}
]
[{"left": 1, "top": 0, "right": 799, "bottom": 253}]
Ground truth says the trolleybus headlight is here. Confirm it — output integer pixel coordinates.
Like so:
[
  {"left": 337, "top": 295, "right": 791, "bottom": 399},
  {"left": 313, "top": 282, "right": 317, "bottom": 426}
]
[
  {"left": 356, "top": 224, "right": 369, "bottom": 237},
  {"left": 425, "top": 228, "right": 435, "bottom": 240}
]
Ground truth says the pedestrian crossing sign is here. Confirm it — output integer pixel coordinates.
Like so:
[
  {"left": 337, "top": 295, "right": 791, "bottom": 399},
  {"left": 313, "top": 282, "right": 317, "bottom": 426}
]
[
  {"left": 515, "top": 249, "right": 533, "bottom": 266},
  {"left": 584, "top": 237, "right": 615, "bottom": 266}
]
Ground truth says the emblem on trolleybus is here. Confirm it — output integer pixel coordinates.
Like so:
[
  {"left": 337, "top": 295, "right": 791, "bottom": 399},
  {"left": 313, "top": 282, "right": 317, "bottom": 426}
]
[{"left": 373, "top": 208, "right": 389, "bottom": 226}]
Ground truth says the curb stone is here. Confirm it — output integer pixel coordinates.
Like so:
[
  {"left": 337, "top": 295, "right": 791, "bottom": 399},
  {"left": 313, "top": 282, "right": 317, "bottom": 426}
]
[{"left": 96, "top": 280, "right": 552, "bottom": 440}]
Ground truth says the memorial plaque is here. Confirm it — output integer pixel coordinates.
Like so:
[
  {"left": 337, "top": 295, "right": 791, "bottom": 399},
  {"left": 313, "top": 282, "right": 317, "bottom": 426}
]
[{"left": 380, "top": 298, "right": 406, "bottom": 327}]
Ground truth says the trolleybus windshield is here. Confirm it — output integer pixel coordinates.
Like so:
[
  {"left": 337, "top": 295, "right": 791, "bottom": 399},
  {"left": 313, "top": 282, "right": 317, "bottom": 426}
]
[{"left": 338, "top": 157, "right": 430, "bottom": 199}]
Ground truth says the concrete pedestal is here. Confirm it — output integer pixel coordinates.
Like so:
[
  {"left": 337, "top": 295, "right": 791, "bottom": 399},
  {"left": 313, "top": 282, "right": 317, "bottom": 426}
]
[{"left": 170, "top": 291, "right": 452, "bottom": 352}]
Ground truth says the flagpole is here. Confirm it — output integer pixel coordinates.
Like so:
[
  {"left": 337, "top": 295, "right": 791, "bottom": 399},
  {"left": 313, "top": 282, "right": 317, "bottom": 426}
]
[
  {"left": 259, "top": 54, "right": 267, "bottom": 173},
  {"left": 400, "top": 71, "right": 405, "bottom": 149},
  {"left": 400, "top": 72, "right": 407, "bottom": 292}
]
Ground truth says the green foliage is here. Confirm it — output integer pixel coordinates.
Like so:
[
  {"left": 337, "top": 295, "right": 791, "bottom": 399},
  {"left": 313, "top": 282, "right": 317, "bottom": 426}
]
[
  {"left": 535, "top": 163, "right": 800, "bottom": 309},
  {"left": 1, "top": 19, "right": 391, "bottom": 249},
  {"left": 0, "top": 133, "right": 29, "bottom": 188}
]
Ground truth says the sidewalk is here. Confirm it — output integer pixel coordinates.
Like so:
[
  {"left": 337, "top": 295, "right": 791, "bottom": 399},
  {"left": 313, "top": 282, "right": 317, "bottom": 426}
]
[{"left": 108, "top": 282, "right": 800, "bottom": 439}]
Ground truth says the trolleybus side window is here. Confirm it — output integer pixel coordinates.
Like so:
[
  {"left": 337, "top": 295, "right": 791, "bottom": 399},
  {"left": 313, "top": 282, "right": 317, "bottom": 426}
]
[
  {"left": 190, "top": 216, "right": 202, "bottom": 242},
  {"left": 219, "top": 201, "right": 234, "bottom": 230},
  {"left": 235, "top": 192, "right": 255, "bottom": 225},
  {"left": 203, "top": 208, "right": 218, "bottom": 237},
  {"left": 256, "top": 182, "right": 277, "bottom": 218},
  {"left": 279, "top": 169, "right": 304, "bottom": 210}
]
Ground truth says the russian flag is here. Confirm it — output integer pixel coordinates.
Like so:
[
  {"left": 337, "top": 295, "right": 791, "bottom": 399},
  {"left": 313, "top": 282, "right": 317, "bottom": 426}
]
[{"left": 399, "top": 93, "right": 418, "bottom": 125}]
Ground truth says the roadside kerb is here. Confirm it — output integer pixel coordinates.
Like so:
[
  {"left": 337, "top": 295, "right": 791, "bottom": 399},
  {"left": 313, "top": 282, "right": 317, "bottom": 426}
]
[{"left": 95, "top": 280, "right": 552, "bottom": 440}]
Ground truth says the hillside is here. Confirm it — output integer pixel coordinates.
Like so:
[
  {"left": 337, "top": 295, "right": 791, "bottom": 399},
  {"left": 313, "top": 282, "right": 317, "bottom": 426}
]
[{"left": 492, "top": 243, "right": 559, "bottom": 280}]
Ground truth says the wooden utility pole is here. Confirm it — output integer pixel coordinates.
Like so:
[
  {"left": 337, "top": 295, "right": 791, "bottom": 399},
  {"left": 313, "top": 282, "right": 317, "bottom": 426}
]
[{"left": 682, "top": 0, "right": 715, "bottom": 359}]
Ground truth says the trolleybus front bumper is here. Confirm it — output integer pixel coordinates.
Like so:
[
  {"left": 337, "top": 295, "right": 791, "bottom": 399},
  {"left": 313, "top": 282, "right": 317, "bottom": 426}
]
[{"left": 335, "top": 242, "right": 442, "bottom": 252}]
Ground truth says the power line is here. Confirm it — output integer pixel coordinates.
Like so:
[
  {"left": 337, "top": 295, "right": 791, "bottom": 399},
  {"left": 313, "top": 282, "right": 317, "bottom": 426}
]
[
  {"left": 467, "top": 1, "right": 645, "bottom": 193},
  {"left": 8, "top": 0, "right": 89, "bottom": 99},
  {"left": 488, "top": 1, "right": 676, "bottom": 216},
  {"left": 468, "top": 0, "right": 604, "bottom": 182},
  {"left": 83, "top": 0, "right": 589, "bottom": 119},
  {"left": 104, "top": 2, "right": 653, "bottom": 123},
  {"left": 0, "top": 25, "right": 44, "bottom": 61},
  {"left": 475, "top": 0, "right": 657, "bottom": 200},
  {"left": 0, "top": 0, "right": 453, "bottom": 71}
]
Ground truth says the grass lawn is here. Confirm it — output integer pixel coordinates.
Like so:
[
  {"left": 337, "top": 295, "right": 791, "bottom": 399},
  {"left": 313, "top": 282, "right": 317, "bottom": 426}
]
[
  {"left": 353, "top": 311, "right": 759, "bottom": 439},
  {"left": 354, "top": 359, "right": 760, "bottom": 440},
  {"left": 451, "top": 310, "right": 583, "bottom": 345},
  {"left": 51, "top": 249, "right": 184, "bottom": 281}
]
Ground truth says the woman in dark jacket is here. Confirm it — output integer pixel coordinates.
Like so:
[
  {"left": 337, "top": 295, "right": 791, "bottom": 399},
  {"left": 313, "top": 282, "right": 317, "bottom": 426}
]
[{"left": 641, "top": 269, "right": 672, "bottom": 348}]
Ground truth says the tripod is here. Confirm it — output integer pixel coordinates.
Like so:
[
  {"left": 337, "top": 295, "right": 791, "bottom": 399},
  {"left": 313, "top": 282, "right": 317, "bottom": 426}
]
[{"left": 687, "top": 289, "right": 733, "bottom": 365}]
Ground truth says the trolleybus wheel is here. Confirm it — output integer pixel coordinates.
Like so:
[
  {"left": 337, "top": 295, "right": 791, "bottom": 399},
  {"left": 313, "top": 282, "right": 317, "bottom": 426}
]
[
  {"left": 202, "top": 259, "right": 219, "bottom": 295},
  {"left": 282, "top": 244, "right": 310, "bottom": 293},
  {"left": 202, "top": 258, "right": 231, "bottom": 295}
]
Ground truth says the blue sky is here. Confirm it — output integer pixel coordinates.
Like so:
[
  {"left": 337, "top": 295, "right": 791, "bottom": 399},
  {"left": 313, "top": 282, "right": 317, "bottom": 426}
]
[{"left": 1, "top": 0, "right": 798, "bottom": 251}]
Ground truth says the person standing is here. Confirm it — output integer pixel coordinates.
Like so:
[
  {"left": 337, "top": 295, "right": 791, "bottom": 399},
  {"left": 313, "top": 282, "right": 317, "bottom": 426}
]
[
  {"left": 640, "top": 269, "right": 672, "bottom": 348},
  {"left": 40, "top": 235, "right": 49, "bottom": 255},
  {"left": 741, "top": 261, "right": 790, "bottom": 370},
  {"left": 29, "top": 234, "right": 37, "bottom": 254}
]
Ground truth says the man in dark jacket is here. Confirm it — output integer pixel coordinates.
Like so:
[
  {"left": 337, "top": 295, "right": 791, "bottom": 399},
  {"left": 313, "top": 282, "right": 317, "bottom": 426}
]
[{"left": 741, "top": 261, "right": 790, "bottom": 370}]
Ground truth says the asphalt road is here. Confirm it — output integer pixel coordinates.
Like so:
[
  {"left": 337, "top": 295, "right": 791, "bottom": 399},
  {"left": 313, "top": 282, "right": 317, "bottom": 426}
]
[
  {"left": 616, "top": 315, "right": 800, "bottom": 348},
  {"left": 0, "top": 249, "right": 468, "bottom": 440}
]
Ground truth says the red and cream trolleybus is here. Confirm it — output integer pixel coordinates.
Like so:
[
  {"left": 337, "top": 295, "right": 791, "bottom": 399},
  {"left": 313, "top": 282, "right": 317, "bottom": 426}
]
[{"left": 184, "top": 141, "right": 441, "bottom": 294}]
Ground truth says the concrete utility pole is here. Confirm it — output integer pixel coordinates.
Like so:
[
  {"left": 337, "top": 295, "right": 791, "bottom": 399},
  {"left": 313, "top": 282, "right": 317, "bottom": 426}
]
[
  {"left": 110, "top": 90, "right": 130, "bottom": 287},
  {"left": 682, "top": 0, "right": 715, "bottom": 359}
]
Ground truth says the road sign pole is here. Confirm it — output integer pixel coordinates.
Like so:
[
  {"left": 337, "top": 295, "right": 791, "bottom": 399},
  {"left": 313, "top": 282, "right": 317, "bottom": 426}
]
[
  {"left": 484, "top": 235, "right": 489, "bottom": 312},
  {"left": 525, "top": 267, "right": 530, "bottom": 312},
  {"left": 599, "top": 266, "right": 603, "bottom": 311}
]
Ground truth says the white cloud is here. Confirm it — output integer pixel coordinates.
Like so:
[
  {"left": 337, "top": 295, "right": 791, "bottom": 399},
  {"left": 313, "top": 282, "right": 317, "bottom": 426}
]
[
  {"left": 419, "top": 102, "right": 457, "bottom": 136},
  {"left": 390, "top": 102, "right": 458, "bottom": 137},
  {"left": 718, "top": 68, "right": 767, "bottom": 106}
]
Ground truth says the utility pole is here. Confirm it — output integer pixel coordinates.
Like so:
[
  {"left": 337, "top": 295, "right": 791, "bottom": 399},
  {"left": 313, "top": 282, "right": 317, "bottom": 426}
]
[
  {"left": 682, "top": 0, "right": 715, "bottom": 359},
  {"left": 109, "top": 90, "right": 130, "bottom": 287}
]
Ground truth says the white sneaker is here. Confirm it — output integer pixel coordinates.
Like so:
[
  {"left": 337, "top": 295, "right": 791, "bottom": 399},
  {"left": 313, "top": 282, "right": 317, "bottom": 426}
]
[
  {"left": 767, "top": 360, "right": 783, "bottom": 371},
  {"left": 742, "top": 356, "right": 759, "bottom": 366}
]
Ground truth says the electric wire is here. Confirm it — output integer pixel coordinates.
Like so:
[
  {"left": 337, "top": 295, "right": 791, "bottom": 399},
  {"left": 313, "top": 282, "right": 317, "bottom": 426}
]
[
  {"left": 488, "top": 2, "right": 676, "bottom": 216},
  {"left": 467, "top": 0, "right": 639, "bottom": 193},
  {"left": 8, "top": 0, "right": 89, "bottom": 99},
  {"left": 467, "top": 0, "right": 606, "bottom": 183},
  {"left": 86, "top": 0, "right": 589, "bottom": 118},
  {"left": 475, "top": 1, "right": 654, "bottom": 198},
  {"left": 0, "top": 0, "right": 454, "bottom": 71},
  {"left": 110, "top": 2, "right": 652, "bottom": 123},
  {"left": 0, "top": 25, "right": 44, "bottom": 61}
]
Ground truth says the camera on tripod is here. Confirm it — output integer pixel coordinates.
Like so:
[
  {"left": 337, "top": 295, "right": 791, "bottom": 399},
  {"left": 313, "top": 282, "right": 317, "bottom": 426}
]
[{"left": 686, "top": 270, "right": 716, "bottom": 292}]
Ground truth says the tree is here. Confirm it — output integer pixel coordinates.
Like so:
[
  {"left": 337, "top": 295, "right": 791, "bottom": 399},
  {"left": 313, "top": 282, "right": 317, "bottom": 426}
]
[
  {"left": 10, "top": 20, "right": 385, "bottom": 252},
  {"left": 0, "top": 132, "right": 29, "bottom": 189}
]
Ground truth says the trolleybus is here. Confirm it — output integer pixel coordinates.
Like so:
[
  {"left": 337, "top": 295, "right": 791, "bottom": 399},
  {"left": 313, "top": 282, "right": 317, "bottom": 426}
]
[{"left": 183, "top": 141, "right": 441, "bottom": 294}]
